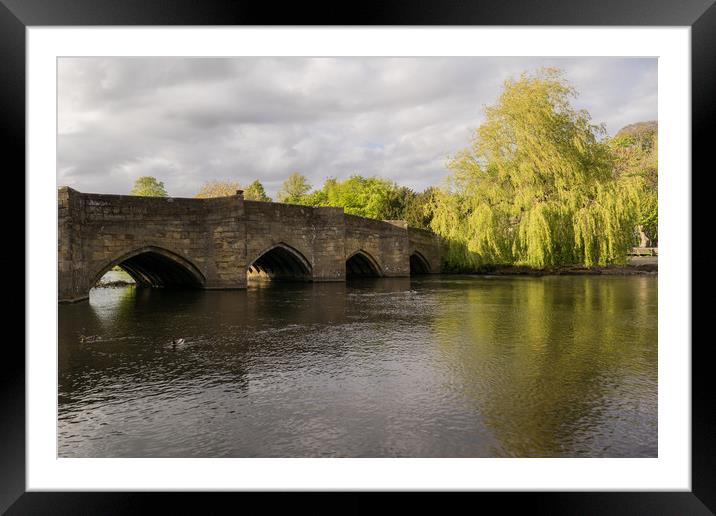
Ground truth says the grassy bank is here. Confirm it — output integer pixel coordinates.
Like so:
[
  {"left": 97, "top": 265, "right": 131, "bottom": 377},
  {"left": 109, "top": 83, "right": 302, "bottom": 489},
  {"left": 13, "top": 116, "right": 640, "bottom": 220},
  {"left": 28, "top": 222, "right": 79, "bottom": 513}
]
[{"left": 449, "top": 258, "right": 657, "bottom": 276}]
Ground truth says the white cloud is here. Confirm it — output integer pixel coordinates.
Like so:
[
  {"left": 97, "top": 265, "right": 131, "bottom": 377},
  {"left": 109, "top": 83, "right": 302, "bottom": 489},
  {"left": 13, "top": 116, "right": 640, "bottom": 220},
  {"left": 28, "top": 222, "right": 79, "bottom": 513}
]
[{"left": 58, "top": 57, "right": 657, "bottom": 198}]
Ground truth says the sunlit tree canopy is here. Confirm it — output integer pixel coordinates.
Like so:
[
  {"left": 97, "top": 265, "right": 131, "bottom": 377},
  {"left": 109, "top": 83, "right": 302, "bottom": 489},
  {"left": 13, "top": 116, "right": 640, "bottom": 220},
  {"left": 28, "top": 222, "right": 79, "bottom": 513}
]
[
  {"left": 130, "top": 176, "right": 168, "bottom": 197},
  {"left": 293, "top": 175, "right": 436, "bottom": 225},
  {"left": 303, "top": 175, "right": 397, "bottom": 219},
  {"left": 244, "top": 179, "right": 272, "bottom": 202},
  {"left": 430, "top": 68, "right": 643, "bottom": 269},
  {"left": 277, "top": 173, "right": 312, "bottom": 203}
]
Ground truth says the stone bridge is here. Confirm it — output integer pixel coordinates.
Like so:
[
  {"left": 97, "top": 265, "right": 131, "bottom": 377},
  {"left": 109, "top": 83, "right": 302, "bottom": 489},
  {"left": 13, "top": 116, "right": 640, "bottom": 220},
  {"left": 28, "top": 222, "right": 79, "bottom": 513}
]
[{"left": 58, "top": 187, "right": 442, "bottom": 302}]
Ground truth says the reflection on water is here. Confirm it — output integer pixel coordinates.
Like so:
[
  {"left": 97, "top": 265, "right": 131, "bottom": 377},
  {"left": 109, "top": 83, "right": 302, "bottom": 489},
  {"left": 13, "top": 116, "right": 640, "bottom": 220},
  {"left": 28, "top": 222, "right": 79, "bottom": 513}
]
[{"left": 58, "top": 275, "right": 657, "bottom": 457}]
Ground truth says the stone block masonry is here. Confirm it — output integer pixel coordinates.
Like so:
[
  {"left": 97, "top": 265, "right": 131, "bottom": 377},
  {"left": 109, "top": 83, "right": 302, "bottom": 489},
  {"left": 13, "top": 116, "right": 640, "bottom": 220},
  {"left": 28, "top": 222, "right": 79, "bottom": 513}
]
[{"left": 58, "top": 187, "right": 441, "bottom": 302}]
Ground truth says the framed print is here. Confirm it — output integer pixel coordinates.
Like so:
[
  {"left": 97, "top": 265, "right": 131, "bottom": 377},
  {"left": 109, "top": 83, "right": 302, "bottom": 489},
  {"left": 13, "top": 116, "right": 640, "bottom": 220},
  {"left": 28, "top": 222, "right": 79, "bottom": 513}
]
[{"left": 5, "top": 0, "right": 713, "bottom": 512}]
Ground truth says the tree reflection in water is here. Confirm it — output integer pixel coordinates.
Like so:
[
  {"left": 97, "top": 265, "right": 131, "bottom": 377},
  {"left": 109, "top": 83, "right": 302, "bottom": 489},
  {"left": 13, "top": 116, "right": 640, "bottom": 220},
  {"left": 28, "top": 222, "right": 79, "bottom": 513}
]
[{"left": 430, "top": 276, "right": 657, "bottom": 457}]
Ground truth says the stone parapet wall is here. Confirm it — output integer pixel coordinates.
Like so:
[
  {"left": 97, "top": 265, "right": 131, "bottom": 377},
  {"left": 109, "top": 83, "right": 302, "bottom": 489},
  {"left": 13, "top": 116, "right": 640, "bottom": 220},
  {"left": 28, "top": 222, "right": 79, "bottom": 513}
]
[
  {"left": 58, "top": 187, "right": 247, "bottom": 300},
  {"left": 58, "top": 188, "right": 442, "bottom": 302}
]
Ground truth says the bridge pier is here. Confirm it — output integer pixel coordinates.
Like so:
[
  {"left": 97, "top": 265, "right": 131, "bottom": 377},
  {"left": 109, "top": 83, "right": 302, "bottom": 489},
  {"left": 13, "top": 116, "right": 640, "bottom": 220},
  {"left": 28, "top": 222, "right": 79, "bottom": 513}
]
[{"left": 58, "top": 187, "right": 441, "bottom": 303}]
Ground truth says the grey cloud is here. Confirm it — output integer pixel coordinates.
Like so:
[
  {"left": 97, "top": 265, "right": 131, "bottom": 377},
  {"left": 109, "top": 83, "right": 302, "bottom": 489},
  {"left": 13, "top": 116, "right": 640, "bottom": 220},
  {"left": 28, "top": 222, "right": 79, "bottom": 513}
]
[{"left": 58, "top": 57, "right": 657, "bottom": 199}]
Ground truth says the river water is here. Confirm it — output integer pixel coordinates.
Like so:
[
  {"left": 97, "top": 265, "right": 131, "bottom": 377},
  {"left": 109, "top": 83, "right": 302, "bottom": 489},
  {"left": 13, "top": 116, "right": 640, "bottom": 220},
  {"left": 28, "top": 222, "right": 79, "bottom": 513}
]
[{"left": 58, "top": 275, "right": 657, "bottom": 458}]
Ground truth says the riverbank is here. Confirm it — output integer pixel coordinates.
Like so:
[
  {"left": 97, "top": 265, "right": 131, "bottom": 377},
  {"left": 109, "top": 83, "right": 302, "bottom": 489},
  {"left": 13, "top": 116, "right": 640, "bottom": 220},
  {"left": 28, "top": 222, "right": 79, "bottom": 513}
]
[{"left": 468, "top": 256, "right": 657, "bottom": 276}]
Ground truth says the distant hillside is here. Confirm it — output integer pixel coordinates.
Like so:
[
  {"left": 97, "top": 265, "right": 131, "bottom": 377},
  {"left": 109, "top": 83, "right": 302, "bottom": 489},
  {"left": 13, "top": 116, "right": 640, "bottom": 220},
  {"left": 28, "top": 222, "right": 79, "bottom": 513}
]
[
  {"left": 611, "top": 120, "right": 658, "bottom": 193},
  {"left": 616, "top": 120, "right": 657, "bottom": 136},
  {"left": 615, "top": 121, "right": 657, "bottom": 150}
]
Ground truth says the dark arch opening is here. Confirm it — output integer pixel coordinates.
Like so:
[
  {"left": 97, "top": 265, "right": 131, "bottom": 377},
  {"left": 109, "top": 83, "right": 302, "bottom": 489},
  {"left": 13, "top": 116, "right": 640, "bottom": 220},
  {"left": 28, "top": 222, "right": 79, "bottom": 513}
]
[
  {"left": 410, "top": 251, "right": 431, "bottom": 275},
  {"left": 247, "top": 243, "right": 312, "bottom": 282},
  {"left": 346, "top": 250, "right": 382, "bottom": 278},
  {"left": 92, "top": 247, "right": 205, "bottom": 289}
]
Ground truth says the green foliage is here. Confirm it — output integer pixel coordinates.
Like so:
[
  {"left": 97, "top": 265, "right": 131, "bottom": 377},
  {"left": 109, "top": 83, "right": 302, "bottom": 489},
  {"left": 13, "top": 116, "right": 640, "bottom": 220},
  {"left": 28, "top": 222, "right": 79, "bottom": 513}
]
[
  {"left": 130, "top": 176, "right": 168, "bottom": 197},
  {"left": 379, "top": 185, "right": 414, "bottom": 220},
  {"left": 295, "top": 175, "right": 390, "bottom": 219},
  {"left": 327, "top": 175, "right": 398, "bottom": 219},
  {"left": 639, "top": 191, "right": 658, "bottom": 244},
  {"left": 299, "top": 187, "right": 329, "bottom": 207},
  {"left": 295, "top": 175, "right": 436, "bottom": 224},
  {"left": 277, "top": 172, "right": 312, "bottom": 203},
  {"left": 610, "top": 121, "right": 658, "bottom": 245},
  {"left": 402, "top": 187, "right": 437, "bottom": 229},
  {"left": 377, "top": 186, "right": 436, "bottom": 228},
  {"left": 431, "top": 68, "right": 643, "bottom": 269},
  {"left": 244, "top": 179, "right": 272, "bottom": 202}
]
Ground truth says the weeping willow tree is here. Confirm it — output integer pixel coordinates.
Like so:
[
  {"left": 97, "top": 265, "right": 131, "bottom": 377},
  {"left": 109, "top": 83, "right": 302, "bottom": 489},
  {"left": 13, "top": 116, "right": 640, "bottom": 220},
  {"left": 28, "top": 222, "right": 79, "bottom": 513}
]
[{"left": 431, "top": 68, "right": 641, "bottom": 269}]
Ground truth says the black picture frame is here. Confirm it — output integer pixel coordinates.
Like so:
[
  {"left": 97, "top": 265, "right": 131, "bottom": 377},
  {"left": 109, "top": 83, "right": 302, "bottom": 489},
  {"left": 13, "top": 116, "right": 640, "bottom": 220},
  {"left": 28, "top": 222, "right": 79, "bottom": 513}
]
[{"left": 5, "top": 0, "right": 712, "bottom": 513}]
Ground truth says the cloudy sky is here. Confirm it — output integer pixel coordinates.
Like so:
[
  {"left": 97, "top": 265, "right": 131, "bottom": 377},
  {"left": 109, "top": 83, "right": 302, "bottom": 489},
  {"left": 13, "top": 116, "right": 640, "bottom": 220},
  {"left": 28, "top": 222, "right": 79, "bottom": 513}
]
[{"left": 58, "top": 57, "right": 657, "bottom": 198}]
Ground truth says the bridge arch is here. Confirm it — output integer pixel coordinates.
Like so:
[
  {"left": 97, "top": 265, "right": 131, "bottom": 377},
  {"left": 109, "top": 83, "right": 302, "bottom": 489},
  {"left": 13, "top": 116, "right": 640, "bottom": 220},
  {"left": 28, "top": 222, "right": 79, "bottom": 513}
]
[
  {"left": 91, "top": 246, "right": 206, "bottom": 289},
  {"left": 409, "top": 250, "right": 431, "bottom": 274},
  {"left": 247, "top": 242, "right": 312, "bottom": 282},
  {"left": 346, "top": 249, "right": 383, "bottom": 278}
]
